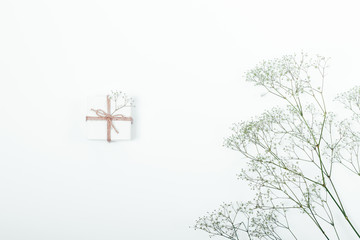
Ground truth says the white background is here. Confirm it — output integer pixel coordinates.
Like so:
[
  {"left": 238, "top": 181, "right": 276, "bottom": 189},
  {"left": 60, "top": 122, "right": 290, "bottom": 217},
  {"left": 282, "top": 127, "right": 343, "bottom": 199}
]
[{"left": 1, "top": 1, "right": 360, "bottom": 239}]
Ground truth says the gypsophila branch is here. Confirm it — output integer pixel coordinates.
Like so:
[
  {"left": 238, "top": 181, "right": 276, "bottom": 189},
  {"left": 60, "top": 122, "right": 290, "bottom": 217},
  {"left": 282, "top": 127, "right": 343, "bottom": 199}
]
[{"left": 195, "top": 53, "right": 360, "bottom": 240}]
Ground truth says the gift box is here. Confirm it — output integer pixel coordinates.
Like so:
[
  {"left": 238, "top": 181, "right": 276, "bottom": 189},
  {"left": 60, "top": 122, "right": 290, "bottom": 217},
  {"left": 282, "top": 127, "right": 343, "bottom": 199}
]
[{"left": 86, "top": 94, "right": 133, "bottom": 142}]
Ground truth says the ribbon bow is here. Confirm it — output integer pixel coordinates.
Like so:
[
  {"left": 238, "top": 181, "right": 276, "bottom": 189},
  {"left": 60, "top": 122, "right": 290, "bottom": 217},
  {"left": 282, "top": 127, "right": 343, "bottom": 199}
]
[{"left": 86, "top": 95, "right": 133, "bottom": 142}]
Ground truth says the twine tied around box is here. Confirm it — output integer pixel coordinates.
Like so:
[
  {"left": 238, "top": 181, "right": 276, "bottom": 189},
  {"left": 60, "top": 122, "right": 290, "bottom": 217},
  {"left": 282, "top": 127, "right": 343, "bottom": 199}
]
[{"left": 86, "top": 95, "right": 133, "bottom": 142}]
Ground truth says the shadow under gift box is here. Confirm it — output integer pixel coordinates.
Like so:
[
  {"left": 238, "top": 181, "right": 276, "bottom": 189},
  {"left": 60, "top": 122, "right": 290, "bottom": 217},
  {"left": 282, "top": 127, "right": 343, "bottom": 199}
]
[{"left": 86, "top": 95, "right": 132, "bottom": 141}]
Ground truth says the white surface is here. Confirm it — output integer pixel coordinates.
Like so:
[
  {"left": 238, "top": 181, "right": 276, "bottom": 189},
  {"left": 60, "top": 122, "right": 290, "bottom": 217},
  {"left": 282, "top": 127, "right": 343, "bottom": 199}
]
[
  {"left": 86, "top": 95, "right": 132, "bottom": 140},
  {"left": 0, "top": 0, "right": 360, "bottom": 240}
]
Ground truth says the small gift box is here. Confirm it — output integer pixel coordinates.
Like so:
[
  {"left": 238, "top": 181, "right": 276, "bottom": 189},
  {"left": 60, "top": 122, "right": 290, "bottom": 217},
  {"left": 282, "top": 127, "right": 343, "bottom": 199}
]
[{"left": 86, "top": 92, "right": 133, "bottom": 142}]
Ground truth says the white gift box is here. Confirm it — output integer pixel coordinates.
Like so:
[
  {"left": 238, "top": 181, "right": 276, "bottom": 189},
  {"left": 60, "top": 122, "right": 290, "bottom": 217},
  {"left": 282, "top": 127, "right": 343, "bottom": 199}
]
[{"left": 86, "top": 95, "right": 132, "bottom": 141}]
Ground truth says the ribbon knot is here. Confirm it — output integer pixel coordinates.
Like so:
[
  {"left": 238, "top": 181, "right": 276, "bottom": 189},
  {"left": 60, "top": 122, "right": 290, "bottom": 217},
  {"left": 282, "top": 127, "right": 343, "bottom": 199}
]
[{"left": 86, "top": 95, "right": 133, "bottom": 142}]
